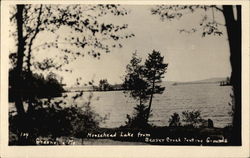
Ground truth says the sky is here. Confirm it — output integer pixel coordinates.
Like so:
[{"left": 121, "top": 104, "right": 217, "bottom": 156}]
[{"left": 11, "top": 5, "right": 231, "bottom": 86}]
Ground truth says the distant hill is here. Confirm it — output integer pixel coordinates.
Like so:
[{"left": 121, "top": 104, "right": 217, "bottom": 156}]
[
  {"left": 190, "top": 77, "right": 228, "bottom": 83},
  {"left": 169, "top": 77, "right": 228, "bottom": 86},
  {"left": 66, "top": 77, "right": 228, "bottom": 91}
]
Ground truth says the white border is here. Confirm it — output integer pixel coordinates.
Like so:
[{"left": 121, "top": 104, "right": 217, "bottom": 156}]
[{"left": 1, "top": 1, "right": 249, "bottom": 158}]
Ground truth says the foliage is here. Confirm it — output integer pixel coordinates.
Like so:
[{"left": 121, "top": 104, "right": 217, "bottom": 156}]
[
  {"left": 9, "top": 68, "right": 64, "bottom": 102},
  {"left": 125, "top": 104, "right": 152, "bottom": 129},
  {"left": 123, "top": 52, "right": 149, "bottom": 103},
  {"left": 98, "top": 79, "right": 113, "bottom": 91},
  {"left": 168, "top": 111, "right": 214, "bottom": 128},
  {"left": 168, "top": 112, "right": 181, "bottom": 127},
  {"left": 9, "top": 92, "right": 105, "bottom": 145},
  {"left": 143, "top": 50, "right": 168, "bottom": 95},
  {"left": 10, "top": 4, "right": 134, "bottom": 72},
  {"left": 151, "top": 5, "right": 224, "bottom": 37},
  {"left": 181, "top": 110, "right": 203, "bottom": 128}
]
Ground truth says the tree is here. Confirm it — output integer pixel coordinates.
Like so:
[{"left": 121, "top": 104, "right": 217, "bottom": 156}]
[
  {"left": 9, "top": 69, "right": 64, "bottom": 102},
  {"left": 10, "top": 4, "right": 133, "bottom": 142},
  {"left": 123, "top": 52, "right": 150, "bottom": 128},
  {"left": 123, "top": 52, "right": 149, "bottom": 106},
  {"left": 123, "top": 51, "right": 168, "bottom": 126},
  {"left": 143, "top": 50, "right": 168, "bottom": 121},
  {"left": 99, "top": 79, "right": 113, "bottom": 91},
  {"left": 151, "top": 5, "right": 241, "bottom": 145}
]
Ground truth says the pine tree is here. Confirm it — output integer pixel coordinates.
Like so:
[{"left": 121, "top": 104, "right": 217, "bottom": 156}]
[
  {"left": 143, "top": 50, "right": 168, "bottom": 121},
  {"left": 123, "top": 52, "right": 149, "bottom": 105}
]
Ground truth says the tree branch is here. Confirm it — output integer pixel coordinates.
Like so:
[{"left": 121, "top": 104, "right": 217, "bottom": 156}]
[
  {"left": 10, "top": 13, "right": 16, "bottom": 21},
  {"left": 31, "top": 41, "right": 79, "bottom": 52},
  {"left": 212, "top": 5, "right": 223, "bottom": 12},
  {"left": 27, "top": 4, "right": 43, "bottom": 72}
]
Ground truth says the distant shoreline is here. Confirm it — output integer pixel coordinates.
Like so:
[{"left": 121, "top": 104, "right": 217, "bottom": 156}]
[
  {"left": 64, "top": 89, "right": 126, "bottom": 93},
  {"left": 65, "top": 80, "right": 230, "bottom": 93},
  {"left": 172, "top": 82, "right": 222, "bottom": 86}
]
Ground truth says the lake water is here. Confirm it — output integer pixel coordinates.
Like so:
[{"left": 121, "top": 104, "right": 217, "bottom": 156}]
[{"left": 9, "top": 83, "right": 233, "bottom": 128}]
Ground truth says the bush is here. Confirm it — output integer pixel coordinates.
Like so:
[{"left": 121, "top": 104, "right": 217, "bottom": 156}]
[
  {"left": 182, "top": 110, "right": 203, "bottom": 128},
  {"left": 168, "top": 110, "right": 213, "bottom": 128},
  {"left": 9, "top": 93, "right": 106, "bottom": 145},
  {"left": 168, "top": 112, "right": 181, "bottom": 127},
  {"left": 125, "top": 104, "right": 151, "bottom": 129}
]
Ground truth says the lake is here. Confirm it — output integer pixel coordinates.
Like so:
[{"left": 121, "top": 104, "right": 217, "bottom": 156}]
[{"left": 9, "top": 83, "right": 233, "bottom": 128}]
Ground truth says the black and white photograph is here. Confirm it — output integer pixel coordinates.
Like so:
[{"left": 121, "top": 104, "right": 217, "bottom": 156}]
[{"left": 1, "top": 1, "right": 249, "bottom": 156}]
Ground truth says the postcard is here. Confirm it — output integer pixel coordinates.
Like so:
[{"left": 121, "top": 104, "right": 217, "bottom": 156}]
[{"left": 1, "top": 0, "right": 249, "bottom": 157}]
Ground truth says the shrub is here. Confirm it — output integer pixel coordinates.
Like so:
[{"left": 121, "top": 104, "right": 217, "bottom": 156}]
[
  {"left": 125, "top": 104, "right": 151, "bottom": 129},
  {"left": 9, "top": 92, "right": 106, "bottom": 145},
  {"left": 182, "top": 110, "right": 203, "bottom": 128},
  {"left": 168, "top": 112, "right": 181, "bottom": 127},
  {"left": 168, "top": 111, "right": 214, "bottom": 128}
]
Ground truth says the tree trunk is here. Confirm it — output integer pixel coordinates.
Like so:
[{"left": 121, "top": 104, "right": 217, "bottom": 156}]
[
  {"left": 222, "top": 5, "right": 242, "bottom": 145},
  {"left": 15, "top": 5, "right": 26, "bottom": 118},
  {"left": 147, "top": 78, "right": 155, "bottom": 122},
  {"left": 14, "top": 5, "right": 27, "bottom": 144}
]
